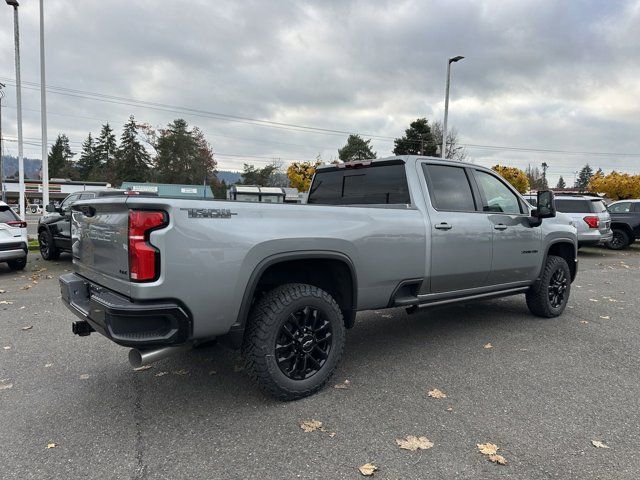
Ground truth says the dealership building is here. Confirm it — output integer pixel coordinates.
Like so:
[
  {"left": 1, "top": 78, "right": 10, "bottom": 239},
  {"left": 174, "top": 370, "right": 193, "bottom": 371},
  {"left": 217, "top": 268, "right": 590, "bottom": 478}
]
[{"left": 0, "top": 178, "right": 111, "bottom": 205}]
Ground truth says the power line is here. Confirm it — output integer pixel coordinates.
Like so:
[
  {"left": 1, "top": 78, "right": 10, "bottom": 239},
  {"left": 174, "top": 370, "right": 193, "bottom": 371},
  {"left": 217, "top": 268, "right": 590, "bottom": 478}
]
[{"left": 2, "top": 75, "right": 640, "bottom": 159}]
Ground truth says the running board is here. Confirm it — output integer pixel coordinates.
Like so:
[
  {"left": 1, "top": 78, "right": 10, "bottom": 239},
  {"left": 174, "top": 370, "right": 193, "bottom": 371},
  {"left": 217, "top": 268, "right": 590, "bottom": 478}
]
[{"left": 405, "top": 286, "right": 530, "bottom": 313}]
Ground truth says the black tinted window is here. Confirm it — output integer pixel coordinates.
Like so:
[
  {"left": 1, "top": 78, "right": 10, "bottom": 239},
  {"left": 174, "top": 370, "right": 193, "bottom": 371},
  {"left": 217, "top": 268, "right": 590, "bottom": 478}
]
[
  {"left": 423, "top": 164, "right": 476, "bottom": 211},
  {"left": 0, "top": 206, "right": 19, "bottom": 223},
  {"left": 308, "top": 163, "right": 410, "bottom": 205},
  {"left": 555, "top": 199, "right": 591, "bottom": 213}
]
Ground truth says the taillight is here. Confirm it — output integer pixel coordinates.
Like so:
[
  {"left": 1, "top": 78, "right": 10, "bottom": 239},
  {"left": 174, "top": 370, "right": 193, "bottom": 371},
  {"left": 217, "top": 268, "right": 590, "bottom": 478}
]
[
  {"left": 583, "top": 216, "right": 599, "bottom": 229},
  {"left": 128, "top": 210, "right": 167, "bottom": 282},
  {"left": 6, "top": 220, "right": 27, "bottom": 228}
]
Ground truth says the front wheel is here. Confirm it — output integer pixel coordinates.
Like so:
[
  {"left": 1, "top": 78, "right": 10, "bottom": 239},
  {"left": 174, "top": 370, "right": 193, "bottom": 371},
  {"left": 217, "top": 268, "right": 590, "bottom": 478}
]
[
  {"left": 242, "top": 283, "right": 346, "bottom": 400},
  {"left": 606, "top": 229, "right": 630, "bottom": 250},
  {"left": 38, "top": 229, "right": 60, "bottom": 261},
  {"left": 526, "top": 255, "right": 571, "bottom": 318}
]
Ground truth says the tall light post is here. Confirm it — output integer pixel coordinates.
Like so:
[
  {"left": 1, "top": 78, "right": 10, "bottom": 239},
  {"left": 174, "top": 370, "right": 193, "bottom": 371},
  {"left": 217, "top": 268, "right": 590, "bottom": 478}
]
[
  {"left": 441, "top": 55, "right": 464, "bottom": 158},
  {"left": 6, "top": 0, "right": 25, "bottom": 219},
  {"left": 39, "top": 0, "right": 49, "bottom": 207},
  {"left": 0, "top": 82, "right": 5, "bottom": 202}
]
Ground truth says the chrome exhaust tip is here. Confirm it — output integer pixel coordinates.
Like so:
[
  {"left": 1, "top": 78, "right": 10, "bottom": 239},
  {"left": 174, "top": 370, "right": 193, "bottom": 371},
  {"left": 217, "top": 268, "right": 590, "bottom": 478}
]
[{"left": 128, "top": 344, "right": 192, "bottom": 368}]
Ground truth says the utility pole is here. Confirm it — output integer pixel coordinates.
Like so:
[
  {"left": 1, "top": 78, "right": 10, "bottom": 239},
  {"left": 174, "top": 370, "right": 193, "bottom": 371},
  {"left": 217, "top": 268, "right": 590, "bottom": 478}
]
[
  {"left": 442, "top": 55, "right": 464, "bottom": 158},
  {"left": 6, "top": 0, "right": 25, "bottom": 219},
  {"left": 39, "top": 0, "right": 49, "bottom": 207},
  {"left": 0, "top": 82, "right": 5, "bottom": 202}
]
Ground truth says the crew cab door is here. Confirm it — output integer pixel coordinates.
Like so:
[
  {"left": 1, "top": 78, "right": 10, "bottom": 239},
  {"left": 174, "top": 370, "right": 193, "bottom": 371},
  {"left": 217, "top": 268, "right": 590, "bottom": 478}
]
[
  {"left": 421, "top": 162, "right": 493, "bottom": 293},
  {"left": 470, "top": 168, "right": 541, "bottom": 284}
]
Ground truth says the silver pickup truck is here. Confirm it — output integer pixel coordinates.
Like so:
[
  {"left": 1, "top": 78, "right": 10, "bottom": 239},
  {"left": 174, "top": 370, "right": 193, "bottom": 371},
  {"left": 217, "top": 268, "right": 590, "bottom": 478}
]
[{"left": 60, "top": 156, "right": 577, "bottom": 400}]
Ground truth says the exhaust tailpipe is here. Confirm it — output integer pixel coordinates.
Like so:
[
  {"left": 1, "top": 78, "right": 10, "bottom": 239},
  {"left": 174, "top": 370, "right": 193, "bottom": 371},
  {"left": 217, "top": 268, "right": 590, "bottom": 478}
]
[{"left": 128, "top": 344, "right": 192, "bottom": 368}]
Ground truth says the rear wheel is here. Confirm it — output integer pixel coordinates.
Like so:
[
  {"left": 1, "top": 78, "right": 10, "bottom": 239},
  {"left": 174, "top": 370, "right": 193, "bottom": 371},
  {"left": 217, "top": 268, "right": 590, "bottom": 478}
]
[
  {"left": 242, "top": 283, "right": 345, "bottom": 400},
  {"left": 607, "top": 229, "right": 630, "bottom": 250},
  {"left": 7, "top": 257, "right": 27, "bottom": 271},
  {"left": 526, "top": 255, "right": 571, "bottom": 318},
  {"left": 38, "top": 229, "right": 60, "bottom": 261}
]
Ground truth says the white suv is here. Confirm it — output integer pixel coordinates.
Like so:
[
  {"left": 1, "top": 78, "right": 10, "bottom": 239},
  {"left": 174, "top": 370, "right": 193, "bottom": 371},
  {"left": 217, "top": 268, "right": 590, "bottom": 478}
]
[{"left": 0, "top": 201, "right": 28, "bottom": 271}]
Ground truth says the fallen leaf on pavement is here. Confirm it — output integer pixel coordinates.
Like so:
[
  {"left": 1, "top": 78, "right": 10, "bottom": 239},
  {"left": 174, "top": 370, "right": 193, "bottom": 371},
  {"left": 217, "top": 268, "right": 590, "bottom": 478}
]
[
  {"left": 477, "top": 443, "right": 499, "bottom": 455},
  {"left": 46, "top": 443, "right": 57, "bottom": 449},
  {"left": 19, "top": 285, "right": 31, "bottom": 290},
  {"left": 155, "top": 371, "right": 169, "bottom": 377},
  {"left": 358, "top": 463, "right": 378, "bottom": 476},
  {"left": 588, "top": 299, "right": 598, "bottom": 302},
  {"left": 591, "top": 440, "right": 609, "bottom": 449},
  {"left": 45, "top": 363, "right": 53, "bottom": 368},
  {"left": 446, "top": 406, "right": 454, "bottom": 412},
  {"left": 79, "top": 374, "right": 90, "bottom": 380},
  {"left": 0, "top": 381, "right": 13, "bottom": 390},
  {"left": 3, "top": 346, "right": 11, "bottom": 350},
  {"left": 172, "top": 369, "right": 188, "bottom": 375},
  {"left": 483, "top": 343, "right": 493, "bottom": 349},
  {"left": 427, "top": 388, "right": 447, "bottom": 399},
  {"left": 0, "top": 300, "right": 13, "bottom": 305},
  {"left": 396, "top": 435, "right": 434, "bottom": 451},
  {"left": 300, "top": 419, "right": 323, "bottom": 433},
  {"left": 334, "top": 379, "right": 351, "bottom": 389},
  {"left": 0, "top": 289, "right": 5, "bottom": 293},
  {"left": 580, "top": 320, "right": 589, "bottom": 324},
  {"left": 599, "top": 316, "right": 610, "bottom": 320},
  {"left": 133, "top": 365, "right": 153, "bottom": 372},
  {"left": 488, "top": 454, "right": 507, "bottom": 465},
  {"left": 21, "top": 325, "right": 33, "bottom": 331}
]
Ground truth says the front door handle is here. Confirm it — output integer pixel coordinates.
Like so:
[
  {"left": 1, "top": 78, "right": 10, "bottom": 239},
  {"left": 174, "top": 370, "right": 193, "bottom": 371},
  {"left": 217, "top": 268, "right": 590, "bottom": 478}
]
[
  {"left": 434, "top": 222, "right": 452, "bottom": 230},
  {"left": 494, "top": 223, "right": 508, "bottom": 231}
]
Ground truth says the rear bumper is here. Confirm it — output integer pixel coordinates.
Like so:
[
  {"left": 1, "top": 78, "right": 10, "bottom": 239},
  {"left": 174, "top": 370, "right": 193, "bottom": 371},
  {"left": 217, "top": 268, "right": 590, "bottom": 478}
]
[
  {"left": 577, "top": 230, "right": 613, "bottom": 246},
  {"left": 0, "top": 242, "right": 27, "bottom": 261},
  {"left": 59, "top": 272, "right": 192, "bottom": 348}
]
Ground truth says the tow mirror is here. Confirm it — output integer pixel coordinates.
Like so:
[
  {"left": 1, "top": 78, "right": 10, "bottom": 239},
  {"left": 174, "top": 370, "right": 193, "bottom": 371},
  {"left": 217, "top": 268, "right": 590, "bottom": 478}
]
[{"left": 536, "top": 190, "right": 556, "bottom": 219}]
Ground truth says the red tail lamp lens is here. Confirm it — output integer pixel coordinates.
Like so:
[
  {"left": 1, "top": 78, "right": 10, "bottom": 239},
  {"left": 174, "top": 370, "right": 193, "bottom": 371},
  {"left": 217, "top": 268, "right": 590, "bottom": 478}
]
[{"left": 128, "top": 210, "right": 167, "bottom": 282}]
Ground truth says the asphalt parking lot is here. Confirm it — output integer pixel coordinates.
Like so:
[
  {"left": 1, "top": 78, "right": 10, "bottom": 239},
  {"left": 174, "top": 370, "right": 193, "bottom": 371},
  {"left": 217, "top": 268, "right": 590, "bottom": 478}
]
[{"left": 1, "top": 246, "right": 639, "bottom": 479}]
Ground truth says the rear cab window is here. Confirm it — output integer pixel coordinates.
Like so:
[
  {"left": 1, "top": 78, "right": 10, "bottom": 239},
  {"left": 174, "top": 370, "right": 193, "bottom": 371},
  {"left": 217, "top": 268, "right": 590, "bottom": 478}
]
[{"left": 308, "top": 160, "right": 410, "bottom": 205}]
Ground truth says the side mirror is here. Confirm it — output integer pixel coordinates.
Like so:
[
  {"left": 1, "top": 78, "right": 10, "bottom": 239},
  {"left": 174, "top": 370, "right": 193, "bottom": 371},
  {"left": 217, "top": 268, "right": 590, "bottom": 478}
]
[
  {"left": 45, "top": 204, "right": 56, "bottom": 213},
  {"left": 536, "top": 190, "right": 556, "bottom": 219}
]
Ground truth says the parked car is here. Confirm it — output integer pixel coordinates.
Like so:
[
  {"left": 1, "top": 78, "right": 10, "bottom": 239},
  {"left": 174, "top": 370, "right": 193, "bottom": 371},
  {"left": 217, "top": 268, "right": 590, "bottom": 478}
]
[
  {"left": 536, "top": 195, "right": 612, "bottom": 248},
  {"left": 606, "top": 199, "right": 640, "bottom": 250},
  {"left": 0, "top": 201, "right": 28, "bottom": 271},
  {"left": 37, "top": 190, "right": 136, "bottom": 260},
  {"left": 59, "top": 156, "right": 577, "bottom": 400}
]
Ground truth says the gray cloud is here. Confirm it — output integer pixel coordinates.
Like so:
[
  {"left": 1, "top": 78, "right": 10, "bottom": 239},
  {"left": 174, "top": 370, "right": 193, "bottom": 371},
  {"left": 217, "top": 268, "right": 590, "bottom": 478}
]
[{"left": 1, "top": 0, "right": 638, "bottom": 183}]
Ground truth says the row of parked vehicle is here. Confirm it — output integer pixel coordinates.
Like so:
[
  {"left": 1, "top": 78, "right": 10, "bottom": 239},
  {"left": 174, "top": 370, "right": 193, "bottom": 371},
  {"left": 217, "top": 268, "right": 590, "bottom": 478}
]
[
  {"left": 2, "top": 190, "right": 640, "bottom": 273},
  {"left": 525, "top": 194, "right": 640, "bottom": 250}
]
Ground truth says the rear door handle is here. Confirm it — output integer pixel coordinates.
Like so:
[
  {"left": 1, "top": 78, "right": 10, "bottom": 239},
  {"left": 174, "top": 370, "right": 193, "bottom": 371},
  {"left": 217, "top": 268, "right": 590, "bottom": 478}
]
[
  {"left": 434, "top": 222, "right": 452, "bottom": 230},
  {"left": 494, "top": 223, "right": 508, "bottom": 231}
]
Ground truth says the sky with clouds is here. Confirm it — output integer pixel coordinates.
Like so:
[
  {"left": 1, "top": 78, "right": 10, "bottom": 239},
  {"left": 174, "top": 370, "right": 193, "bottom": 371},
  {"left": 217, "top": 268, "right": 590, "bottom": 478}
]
[{"left": 1, "top": 0, "right": 639, "bottom": 183}]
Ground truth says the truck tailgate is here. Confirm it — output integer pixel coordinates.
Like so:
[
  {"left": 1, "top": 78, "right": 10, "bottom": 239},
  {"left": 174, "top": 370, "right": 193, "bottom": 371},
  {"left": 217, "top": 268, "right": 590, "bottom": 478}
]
[{"left": 71, "top": 198, "right": 131, "bottom": 297}]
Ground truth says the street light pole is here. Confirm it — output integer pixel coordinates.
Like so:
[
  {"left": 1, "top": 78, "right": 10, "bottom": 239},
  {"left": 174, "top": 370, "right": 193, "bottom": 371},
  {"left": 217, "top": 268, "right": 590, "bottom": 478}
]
[
  {"left": 0, "top": 82, "right": 5, "bottom": 203},
  {"left": 6, "top": 0, "right": 25, "bottom": 219},
  {"left": 39, "top": 0, "right": 49, "bottom": 207},
  {"left": 441, "top": 55, "right": 464, "bottom": 158}
]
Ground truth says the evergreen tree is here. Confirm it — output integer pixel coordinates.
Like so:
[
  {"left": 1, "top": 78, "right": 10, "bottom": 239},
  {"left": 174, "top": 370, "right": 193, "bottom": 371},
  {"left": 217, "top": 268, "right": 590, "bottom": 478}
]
[
  {"left": 393, "top": 118, "right": 436, "bottom": 156},
  {"left": 576, "top": 164, "right": 594, "bottom": 191},
  {"left": 114, "top": 116, "right": 150, "bottom": 185},
  {"left": 338, "top": 134, "right": 376, "bottom": 162},
  {"left": 154, "top": 119, "right": 216, "bottom": 184},
  {"left": 556, "top": 176, "right": 566, "bottom": 189},
  {"left": 77, "top": 133, "right": 101, "bottom": 180},
  {"left": 48, "top": 134, "right": 75, "bottom": 178},
  {"left": 239, "top": 163, "right": 280, "bottom": 185},
  {"left": 94, "top": 123, "right": 118, "bottom": 182}
]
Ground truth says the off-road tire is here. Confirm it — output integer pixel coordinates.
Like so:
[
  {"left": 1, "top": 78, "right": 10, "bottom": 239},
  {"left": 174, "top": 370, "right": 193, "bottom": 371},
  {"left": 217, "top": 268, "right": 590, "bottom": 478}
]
[
  {"left": 242, "top": 283, "right": 345, "bottom": 401},
  {"left": 606, "top": 229, "right": 630, "bottom": 250},
  {"left": 7, "top": 257, "right": 27, "bottom": 271},
  {"left": 526, "top": 255, "right": 571, "bottom": 318},
  {"left": 38, "top": 229, "right": 60, "bottom": 261}
]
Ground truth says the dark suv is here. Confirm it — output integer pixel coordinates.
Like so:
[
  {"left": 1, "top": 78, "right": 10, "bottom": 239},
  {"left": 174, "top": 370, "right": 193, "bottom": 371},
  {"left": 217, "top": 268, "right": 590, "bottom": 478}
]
[
  {"left": 606, "top": 199, "right": 640, "bottom": 249},
  {"left": 38, "top": 190, "right": 120, "bottom": 260}
]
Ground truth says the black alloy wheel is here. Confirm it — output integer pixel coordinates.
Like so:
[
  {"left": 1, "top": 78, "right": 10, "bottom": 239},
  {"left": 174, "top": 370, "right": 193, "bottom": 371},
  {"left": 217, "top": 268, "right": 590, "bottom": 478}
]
[
  {"left": 608, "top": 229, "right": 629, "bottom": 250},
  {"left": 548, "top": 268, "right": 568, "bottom": 308},
  {"left": 275, "top": 306, "right": 333, "bottom": 380}
]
